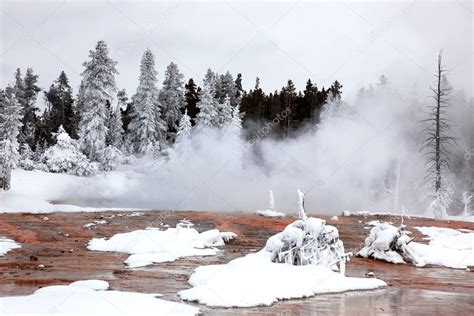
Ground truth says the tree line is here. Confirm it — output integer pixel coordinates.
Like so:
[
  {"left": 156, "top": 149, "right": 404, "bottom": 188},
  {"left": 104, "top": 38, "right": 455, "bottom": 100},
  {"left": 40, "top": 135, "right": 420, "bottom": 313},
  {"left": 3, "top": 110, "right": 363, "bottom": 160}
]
[{"left": 1, "top": 40, "right": 343, "bottom": 163}]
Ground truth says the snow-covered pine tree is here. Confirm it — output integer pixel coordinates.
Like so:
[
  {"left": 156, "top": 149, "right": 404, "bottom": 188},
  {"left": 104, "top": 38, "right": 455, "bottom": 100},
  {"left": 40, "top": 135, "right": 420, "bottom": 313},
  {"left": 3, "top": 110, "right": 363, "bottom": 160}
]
[
  {"left": 218, "top": 71, "right": 238, "bottom": 106},
  {"left": 98, "top": 145, "right": 124, "bottom": 171},
  {"left": 234, "top": 73, "right": 243, "bottom": 104},
  {"left": 176, "top": 109, "right": 192, "bottom": 143},
  {"left": 19, "top": 143, "right": 36, "bottom": 170},
  {"left": 0, "top": 89, "right": 5, "bottom": 140},
  {"left": 13, "top": 68, "right": 23, "bottom": 96},
  {"left": 0, "top": 87, "right": 23, "bottom": 189},
  {"left": 228, "top": 103, "right": 242, "bottom": 135},
  {"left": 107, "top": 107, "right": 124, "bottom": 149},
  {"left": 42, "top": 125, "right": 98, "bottom": 176},
  {"left": 159, "top": 62, "right": 185, "bottom": 143},
  {"left": 13, "top": 68, "right": 41, "bottom": 149},
  {"left": 44, "top": 71, "right": 76, "bottom": 139},
  {"left": 218, "top": 96, "right": 233, "bottom": 126},
  {"left": 107, "top": 90, "right": 126, "bottom": 149},
  {"left": 77, "top": 40, "right": 118, "bottom": 161},
  {"left": 170, "top": 109, "right": 193, "bottom": 163},
  {"left": 195, "top": 79, "right": 219, "bottom": 129},
  {"left": 204, "top": 68, "right": 217, "bottom": 91},
  {"left": 225, "top": 103, "right": 243, "bottom": 166},
  {"left": 320, "top": 80, "right": 344, "bottom": 121},
  {"left": 129, "top": 49, "right": 165, "bottom": 155},
  {"left": 184, "top": 78, "right": 200, "bottom": 125},
  {"left": 12, "top": 69, "right": 24, "bottom": 115},
  {"left": 118, "top": 89, "right": 134, "bottom": 153}
]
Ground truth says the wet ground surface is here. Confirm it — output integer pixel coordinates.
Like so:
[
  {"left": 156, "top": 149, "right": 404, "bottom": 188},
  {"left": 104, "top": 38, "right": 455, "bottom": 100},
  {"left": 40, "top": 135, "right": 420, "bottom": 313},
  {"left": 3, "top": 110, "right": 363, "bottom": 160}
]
[{"left": 0, "top": 210, "right": 473, "bottom": 315}]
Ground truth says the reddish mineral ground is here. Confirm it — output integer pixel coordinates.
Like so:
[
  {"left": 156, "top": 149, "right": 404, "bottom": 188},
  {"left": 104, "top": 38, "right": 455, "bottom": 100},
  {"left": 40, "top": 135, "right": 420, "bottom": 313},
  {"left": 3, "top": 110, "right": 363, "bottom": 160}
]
[{"left": 0, "top": 210, "right": 473, "bottom": 315}]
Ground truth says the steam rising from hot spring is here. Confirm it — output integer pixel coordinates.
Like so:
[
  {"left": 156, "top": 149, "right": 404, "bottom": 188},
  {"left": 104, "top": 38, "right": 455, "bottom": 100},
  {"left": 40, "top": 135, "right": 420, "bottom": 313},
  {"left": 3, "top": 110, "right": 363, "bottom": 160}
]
[{"left": 64, "top": 85, "right": 472, "bottom": 215}]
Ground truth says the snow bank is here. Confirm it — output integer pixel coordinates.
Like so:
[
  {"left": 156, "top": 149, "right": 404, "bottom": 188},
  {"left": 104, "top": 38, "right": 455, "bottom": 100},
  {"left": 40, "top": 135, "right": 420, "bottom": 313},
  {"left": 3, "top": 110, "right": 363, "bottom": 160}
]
[
  {"left": 255, "top": 209, "right": 285, "bottom": 218},
  {"left": 358, "top": 223, "right": 474, "bottom": 269},
  {"left": 0, "top": 280, "right": 199, "bottom": 315},
  {"left": 178, "top": 249, "right": 385, "bottom": 308},
  {"left": 410, "top": 226, "right": 474, "bottom": 269},
  {"left": 88, "top": 224, "right": 236, "bottom": 268},
  {"left": 0, "top": 169, "right": 141, "bottom": 213},
  {"left": 0, "top": 237, "right": 21, "bottom": 256}
]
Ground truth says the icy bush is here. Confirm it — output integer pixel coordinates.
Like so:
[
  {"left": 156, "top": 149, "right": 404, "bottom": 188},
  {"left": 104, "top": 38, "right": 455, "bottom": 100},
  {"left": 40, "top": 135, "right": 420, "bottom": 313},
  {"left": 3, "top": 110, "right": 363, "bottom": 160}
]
[
  {"left": 357, "top": 222, "right": 424, "bottom": 266},
  {"left": 98, "top": 145, "right": 124, "bottom": 171},
  {"left": 18, "top": 144, "right": 37, "bottom": 171},
  {"left": 265, "top": 218, "right": 348, "bottom": 273},
  {"left": 265, "top": 190, "right": 350, "bottom": 273},
  {"left": 41, "top": 126, "right": 98, "bottom": 176}
]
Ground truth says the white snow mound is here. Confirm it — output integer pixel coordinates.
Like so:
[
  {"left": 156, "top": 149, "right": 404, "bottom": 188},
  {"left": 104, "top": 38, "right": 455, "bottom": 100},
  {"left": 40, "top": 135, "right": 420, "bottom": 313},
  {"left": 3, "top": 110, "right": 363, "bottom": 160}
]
[
  {"left": 0, "top": 281, "right": 199, "bottom": 315},
  {"left": 88, "top": 224, "right": 236, "bottom": 268},
  {"left": 69, "top": 279, "right": 110, "bottom": 291}
]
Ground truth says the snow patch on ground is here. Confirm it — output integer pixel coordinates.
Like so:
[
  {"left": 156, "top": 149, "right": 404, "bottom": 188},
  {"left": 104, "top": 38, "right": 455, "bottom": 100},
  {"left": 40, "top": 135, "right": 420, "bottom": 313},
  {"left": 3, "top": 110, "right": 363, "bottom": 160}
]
[
  {"left": 69, "top": 280, "right": 110, "bottom": 291},
  {"left": 88, "top": 225, "right": 236, "bottom": 268},
  {"left": 410, "top": 226, "right": 474, "bottom": 269},
  {"left": 83, "top": 220, "right": 108, "bottom": 229},
  {"left": 178, "top": 249, "right": 386, "bottom": 307},
  {"left": 0, "top": 169, "right": 142, "bottom": 213},
  {"left": 255, "top": 209, "right": 285, "bottom": 218},
  {"left": 366, "top": 220, "right": 393, "bottom": 226},
  {"left": 0, "top": 281, "right": 199, "bottom": 315},
  {"left": 0, "top": 237, "right": 21, "bottom": 256}
]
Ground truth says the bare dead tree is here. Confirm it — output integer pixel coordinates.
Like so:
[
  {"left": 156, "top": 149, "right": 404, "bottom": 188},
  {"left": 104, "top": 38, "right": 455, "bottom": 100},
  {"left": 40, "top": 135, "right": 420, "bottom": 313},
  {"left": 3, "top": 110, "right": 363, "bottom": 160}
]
[{"left": 420, "top": 50, "right": 456, "bottom": 218}]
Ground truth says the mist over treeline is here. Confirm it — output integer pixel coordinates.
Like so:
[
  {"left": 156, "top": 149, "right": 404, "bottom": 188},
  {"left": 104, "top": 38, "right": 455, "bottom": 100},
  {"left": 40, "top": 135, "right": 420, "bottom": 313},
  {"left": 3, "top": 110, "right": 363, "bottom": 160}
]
[{"left": 1, "top": 40, "right": 472, "bottom": 215}]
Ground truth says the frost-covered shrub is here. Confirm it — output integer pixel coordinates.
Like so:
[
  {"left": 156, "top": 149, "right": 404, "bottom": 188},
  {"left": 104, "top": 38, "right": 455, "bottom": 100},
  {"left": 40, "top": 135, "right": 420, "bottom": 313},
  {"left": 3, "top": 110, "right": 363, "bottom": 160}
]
[
  {"left": 42, "top": 126, "right": 98, "bottom": 176},
  {"left": 357, "top": 222, "right": 424, "bottom": 266},
  {"left": 265, "top": 218, "right": 347, "bottom": 273},
  {"left": 122, "top": 154, "right": 137, "bottom": 165},
  {"left": 18, "top": 144, "right": 37, "bottom": 171},
  {"left": 34, "top": 162, "right": 50, "bottom": 172},
  {"left": 98, "top": 145, "right": 124, "bottom": 171},
  {"left": 264, "top": 190, "right": 349, "bottom": 274}
]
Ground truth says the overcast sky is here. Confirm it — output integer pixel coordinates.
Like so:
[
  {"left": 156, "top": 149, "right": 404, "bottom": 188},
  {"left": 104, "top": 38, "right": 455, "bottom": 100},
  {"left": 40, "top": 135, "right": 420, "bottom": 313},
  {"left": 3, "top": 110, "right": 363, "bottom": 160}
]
[{"left": 1, "top": 0, "right": 472, "bottom": 107}]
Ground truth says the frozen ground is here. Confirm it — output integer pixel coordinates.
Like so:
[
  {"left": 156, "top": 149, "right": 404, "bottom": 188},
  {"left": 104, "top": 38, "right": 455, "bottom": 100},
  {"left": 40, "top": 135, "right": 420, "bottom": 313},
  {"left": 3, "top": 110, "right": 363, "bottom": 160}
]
[
  {"left": 0, "top": 237, "right": 20, "bottom": 256},
  {"left": 0, "top": 280, "right": 199, "bottom": 315},
  {"left": 88, "top": 224, "right": 236, "bottom": 268}
]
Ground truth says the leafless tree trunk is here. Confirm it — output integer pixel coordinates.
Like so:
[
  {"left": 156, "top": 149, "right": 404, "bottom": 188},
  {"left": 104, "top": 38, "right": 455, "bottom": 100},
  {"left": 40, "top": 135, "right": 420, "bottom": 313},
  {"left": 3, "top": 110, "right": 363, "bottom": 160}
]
[{"left": 420, "top": 50, "right": 456, "bottom": 217}]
